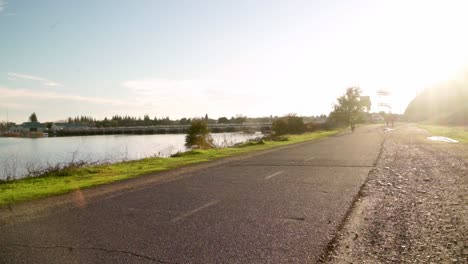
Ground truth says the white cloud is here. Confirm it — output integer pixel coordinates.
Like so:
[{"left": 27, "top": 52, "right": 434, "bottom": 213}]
[
  {"left": 0, "top": 0, "right": 5, "bottom": 13},
  {"left": 121, "top": 77, "right": 267, "bottom": 118},
  {"left": 7, "top": 72, "right": 63, "bottom": 87},
  {"left": 0, "top": 102, "right": 34, "bottom": 110},
  {"left": 122, "top": 77, "right": 256, "bottom": 103},
  {"left": 123, "top": 78, "right": 220, "bottom": 95},
  {"left": 0, "top": 86, "right": 132, "bottom": 106}
]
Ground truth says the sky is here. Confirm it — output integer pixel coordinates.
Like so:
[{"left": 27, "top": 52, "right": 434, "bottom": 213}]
[{"left": 1, "top": 0, "right": 468, "bottom": 123}]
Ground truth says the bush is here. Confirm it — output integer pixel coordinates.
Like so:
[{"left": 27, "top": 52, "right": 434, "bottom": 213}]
[
  {"left": 234, "top": 139, "right": 266, "bottom": 148},
  {"left": 171, "top": 150, "right": 202, "bottom": 157},
  {"left": 272, "top": 114, "right": 305, "bottom": 135},
  {"left": 305, "top": 122, "right": 332, "bottom": 132},
  {"left": 272, "top": 135, "right": 289, "bottom": 141},
  {"left": 185, "top": 119, "right": 214, "bottom": 149}
]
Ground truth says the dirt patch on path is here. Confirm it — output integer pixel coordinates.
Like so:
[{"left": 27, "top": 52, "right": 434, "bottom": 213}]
[{"left": 327, "top": 124, "right": 468, "bottom": 263}]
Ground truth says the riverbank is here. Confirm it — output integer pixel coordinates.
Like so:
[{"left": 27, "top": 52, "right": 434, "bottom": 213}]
[
  {"left": 0, "top": 131, "right": 48, "bottom": 138},
  {"left": 0, "top": 132, "right": 264, "bottom": 180},
  {"left": 0, "top": 130, "right": 338, "bottom": 206}
]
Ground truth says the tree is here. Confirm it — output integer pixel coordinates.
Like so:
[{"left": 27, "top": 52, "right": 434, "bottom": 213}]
[
  {"left": 272, "top": 118, "right": 289, "bottom": 136},
  {"left": 231, "top": 115, "right": 247, "bottom": 124},
  {"left": 329, "top": 87, "right": 367, "bottom": 129},
  {"left": 272, "top": 114, "right": 305, "bottom": 135},
  {"left": 143, "top": 114, "right": 151, "bottom": 125},
  {"left": 185, "top": 119, "right": 214, "bottom": 149},
  {"left": 29, "top": 112, "right": 38, "bottom": 122},
  {"left": 217, "top": 117, "right": 229, "bottom": 124},
  {"left": 179, "top": 118, "right": 190, "bottom": 125},
  {"left": 0, "top": 121, "right": 15, "bottom": 131}
]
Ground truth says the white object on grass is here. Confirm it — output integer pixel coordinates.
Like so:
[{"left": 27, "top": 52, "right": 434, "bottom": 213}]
[{"left": 427, "top": 136, "right": 459, "bottom": 143}]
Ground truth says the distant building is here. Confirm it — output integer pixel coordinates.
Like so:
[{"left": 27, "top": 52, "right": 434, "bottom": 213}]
[
  {"left": 9, "top": 125, "right": 23, "bottom": 133},
  {"left": 370, "top": 113, "right": 385, "bottom": 123},
  {"left": 9, "top": 122, "right": 47, "bottom": 133}
]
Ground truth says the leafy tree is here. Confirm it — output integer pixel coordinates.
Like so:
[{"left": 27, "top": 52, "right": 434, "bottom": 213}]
[
  {"left": 231, "top": 115, "right": 247, "bottom": 124},
  {"left": 217, "top": 117, "right": 229, "bottom": 124},
  {"left": 329, "top": 87, "right": 367, "bottom": 129},
  {"left": 29, "top": 112, "right": 38, "bottom": 122},
  {"left": 179, "top": 118, "right": 190, "bottom": 125},
  {"left": 272, "top": 118, "right": 288, "bottom": 136},
  {"left": 185, "top": 119, "right": 214, "bottom": 149},
  {"left": 0, "top": 121, "right": 15, "bottom": 131},
  {"left": 272, "top": 114, "right": 305, "bottom": 135}
]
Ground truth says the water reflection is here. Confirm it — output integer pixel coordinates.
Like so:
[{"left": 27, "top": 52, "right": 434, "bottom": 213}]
[{"left": 0, "top": 132, "right": 262, "bottom": 180}]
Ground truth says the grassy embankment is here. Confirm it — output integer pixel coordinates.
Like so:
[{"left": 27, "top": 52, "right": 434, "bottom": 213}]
[
  {"left": 0, "top": 130, "right": 338, "bottom": 206},
  {"left": 420, "top": 124, "right": 468, "bottom": 143}
]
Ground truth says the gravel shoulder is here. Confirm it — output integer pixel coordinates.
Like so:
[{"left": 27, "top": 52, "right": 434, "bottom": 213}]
[{"left": 326, "top": 124, "right": 468, "bottom": 263}]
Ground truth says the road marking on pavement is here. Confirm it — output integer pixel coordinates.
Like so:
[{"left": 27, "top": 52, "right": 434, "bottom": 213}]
[
  {"left": 170, "top": 200, "right": 220, "bottom": 223},
  {"left": 305, "top": 157, "right": 315, "bottom": 161},
  {"left": 264, "top": 171, "right": 284, "bottom": 180}
]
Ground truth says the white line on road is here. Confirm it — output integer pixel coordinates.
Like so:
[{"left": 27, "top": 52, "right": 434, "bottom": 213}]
[
  {"left": 305, "top": 157, "right": 315, "bottom": 161},
  {"left": 170, "top": 200, "right": 220, "bottom": 223},
  {"left": 264, "top": 171, "right": 284, "bottom": 180}
]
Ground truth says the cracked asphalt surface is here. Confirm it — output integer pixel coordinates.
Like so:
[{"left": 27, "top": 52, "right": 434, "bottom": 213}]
[{"left": 0, "top": 125, "right": 384, "bottom": 263}]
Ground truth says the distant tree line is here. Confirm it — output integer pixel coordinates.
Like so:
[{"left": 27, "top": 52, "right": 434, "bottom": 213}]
[
  {"left": 0, "top": 114, "right": 330, "bottom": 132},
  {"left": 62, "top": 114, "right": 270, "bottom": 128},
  {"left": 66, "top": 115, "right": 181, "bottom": 127}
]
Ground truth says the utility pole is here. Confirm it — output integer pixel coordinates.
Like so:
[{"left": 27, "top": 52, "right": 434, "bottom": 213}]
[{"left": 377, "top": 89, "right": 391, "bottom": 114}]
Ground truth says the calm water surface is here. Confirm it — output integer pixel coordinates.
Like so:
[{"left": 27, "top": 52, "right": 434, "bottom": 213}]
[{"left": 0, "top": 132, "right": 262, "bottom": 180}]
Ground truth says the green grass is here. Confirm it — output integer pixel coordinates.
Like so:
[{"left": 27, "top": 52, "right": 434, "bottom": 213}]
[
  {"left": 0, "top": 130, "right": 338, "bottom": 206},
  {"left": 420, "top": 124, "right": 468, "bottom": 143}
]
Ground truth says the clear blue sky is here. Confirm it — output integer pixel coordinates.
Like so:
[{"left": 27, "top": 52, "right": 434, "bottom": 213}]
[{"left": 1, "top": 0, "right": 467, "bottom": 123}]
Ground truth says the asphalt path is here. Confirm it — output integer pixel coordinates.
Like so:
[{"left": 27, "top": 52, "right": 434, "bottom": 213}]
[{"left": 0, "top": 126, "right": 384, "bottom": 263}]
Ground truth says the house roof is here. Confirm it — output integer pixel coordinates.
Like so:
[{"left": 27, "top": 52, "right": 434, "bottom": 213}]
[{"left": 20, "top": 122, "right": 46, "bottom": 129}]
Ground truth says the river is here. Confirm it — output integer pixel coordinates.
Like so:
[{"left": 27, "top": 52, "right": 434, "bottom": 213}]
[{"left": 0, "top": 132, "right": 262, "bottom": 180}]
